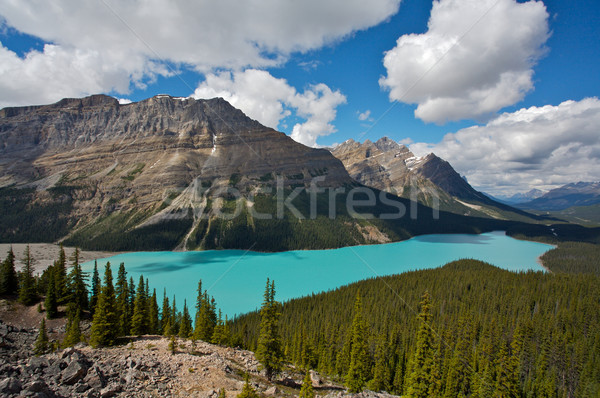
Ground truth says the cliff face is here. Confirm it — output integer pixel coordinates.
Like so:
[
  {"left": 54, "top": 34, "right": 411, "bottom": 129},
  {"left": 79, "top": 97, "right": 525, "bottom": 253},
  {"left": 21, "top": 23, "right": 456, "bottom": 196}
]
[
  {"left": 1, "top": 94, "right": 349, "bottom": 189},
  {"left": 0, "top": 95, "right": 353, "bottom": 248},
  {"left": 331, "top": 137, "right": 537, "bottom": 220}
]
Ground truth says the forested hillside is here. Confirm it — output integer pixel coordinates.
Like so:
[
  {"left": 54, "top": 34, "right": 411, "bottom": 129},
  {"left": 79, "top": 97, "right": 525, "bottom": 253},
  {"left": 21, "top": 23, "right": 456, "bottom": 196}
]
[
  {"left": 230, "top": 258, "right": 600, "bottom": 397},
  {"left": 3, "top": 243, "right": 599, "bottom": 397}
]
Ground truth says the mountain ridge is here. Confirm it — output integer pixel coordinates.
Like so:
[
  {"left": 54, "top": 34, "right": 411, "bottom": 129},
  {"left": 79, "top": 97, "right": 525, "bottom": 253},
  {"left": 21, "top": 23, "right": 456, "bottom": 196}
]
[
  {"left": 1, "top": 95, "right": 595, "bottom": 250},
  {"left": 518, "top": 181, "right": 600, "bottom": 211},
  {"left": 330, "top": 137, "right": 540, "bottom": 222}
]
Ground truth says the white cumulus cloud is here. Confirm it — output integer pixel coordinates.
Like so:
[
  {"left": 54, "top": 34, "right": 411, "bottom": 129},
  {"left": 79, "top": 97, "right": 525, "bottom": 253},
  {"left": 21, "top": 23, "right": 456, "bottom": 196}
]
[
  {"left": 379, "top": 0, "right": 549, "bottom": 124},
  {"left": 358, "top": 110, "right": 372, "bottom": 121},
  {"left": 193, "top": 69, "right": 346, "bottom": 148},
  {"left": 0, "top": 0, "right": 400, "bottom": 107},
  {"left": 410, "top": 98, "right": 600, "bottom": 196}
]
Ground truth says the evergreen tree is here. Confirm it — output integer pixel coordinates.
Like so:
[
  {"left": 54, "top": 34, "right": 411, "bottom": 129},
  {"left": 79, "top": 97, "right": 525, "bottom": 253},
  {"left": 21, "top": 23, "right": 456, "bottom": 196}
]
[
  {"left": 44, "top": 269, "right": 58, "bottom": 319},
  {"left": 131, "top": 275, "right": 148, "bottom": 335},
  {"left": 179, "top": 299, "right": 193, "bottom": 338},
  {"left": 169, "top": 334, "right": 177, "bottom": 354},
  {"left": 34, "top": 318, "right": 49, "bottom": 355},
  {"left": 392, "top": 349, "right": 407, "bottom": 395},
  {"left": 217, "top": 388, "right": 226, "bottom": 398},
  {"left": 66, "top": 248, "right": 88, "bottom": 316},
  {"left": 236, "top": 374, "right": 259, "bottom": 398},
  {"left": 161, "top": 289, "right": 171, "bottom": 335},
  {"left": 115, "top": 263, "right": 130, "bottom": 336},
  {"left": 444, "top": 316, "right": 472, "bottom": 397},
  {"left": 148, "top": 288, "right": 159, "bottom": 334},
  {"left": 170, "top": 296, "right": 180, "bottom": 336},
  {"left": 0, "top": 247, "right": 18, "bottom": 295},
  {"left": 128, "top": 276, "right": 136, "bottom": 316},
  {"left": 369, "top": 332, "right": 392, "bottom": 392},
  {"left": 346, "top": 293, "right": 370, "bottom": 393},
  {"left": 406, "top": 291, "right": 436, "bottom": 398},
  {"left": 63, "top": 311, "right": 82, "bottom": 347},
  {"left": 193, "top": 280, "right": 217, "bottom": 341},
  {"left": 54, "top": 244, "right": 67, "bottom": 303},
  {"left": 495, "top": 339, "right": 520, "bottom": 397},
  {"left": 195, "top": 291, "right": 217, "bottom": 341},
  {"left": 89, "top": 261, "right": 101, "bottom": 315},
  {"left": 89, "top": 263, "right": 117, "bottom": 347},
  {"left": 299, "top": 370, "right": 315, "bottom": 398},
  {"left": 255, "top": 278, "right": 283, "bottom": 381},
  {"left": 212, "top": 310, "right": 229, "bottom": 345},
  {"left": 19, "top": 245, "right": 38, "bottom": 305}
]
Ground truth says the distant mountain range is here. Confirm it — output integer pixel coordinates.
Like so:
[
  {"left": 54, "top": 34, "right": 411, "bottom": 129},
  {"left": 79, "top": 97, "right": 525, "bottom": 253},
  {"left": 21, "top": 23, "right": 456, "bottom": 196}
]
[
  {"left": 0, "top": 95, "right": 596, "bottom": 250},
  {"left": 517, "top": 182, "right": 600, "bottom": 211},
  {"left": 493, "top": 189, "right": 546, "bottom": 205}
]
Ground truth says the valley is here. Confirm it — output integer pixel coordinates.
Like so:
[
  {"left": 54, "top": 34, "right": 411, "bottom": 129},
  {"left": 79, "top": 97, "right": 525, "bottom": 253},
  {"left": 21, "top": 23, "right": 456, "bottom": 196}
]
[{"left": 0, "top": 95, "right": 598, "bottom": 398}]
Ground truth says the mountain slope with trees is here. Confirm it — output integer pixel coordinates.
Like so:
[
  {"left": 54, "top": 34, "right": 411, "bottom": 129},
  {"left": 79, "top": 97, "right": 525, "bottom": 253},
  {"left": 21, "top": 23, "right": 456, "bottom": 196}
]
[{"left": 230, "top": 258, "right": 600, "bottom": 397}]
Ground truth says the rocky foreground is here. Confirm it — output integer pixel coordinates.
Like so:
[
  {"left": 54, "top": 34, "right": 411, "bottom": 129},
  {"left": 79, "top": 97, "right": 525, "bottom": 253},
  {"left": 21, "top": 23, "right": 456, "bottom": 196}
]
[{"left": 0, "top": 319, "right": 399, "bottom": 398}]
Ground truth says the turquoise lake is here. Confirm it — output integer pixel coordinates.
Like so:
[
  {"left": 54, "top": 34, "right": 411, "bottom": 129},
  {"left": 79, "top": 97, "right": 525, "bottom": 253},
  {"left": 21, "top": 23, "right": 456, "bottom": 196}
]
[{"left": 81, "top": 231, "right": 553, "bottom": 318}]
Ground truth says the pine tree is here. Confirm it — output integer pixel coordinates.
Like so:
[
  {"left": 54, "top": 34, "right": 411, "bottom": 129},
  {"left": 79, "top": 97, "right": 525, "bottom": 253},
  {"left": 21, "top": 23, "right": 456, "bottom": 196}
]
[
  {"left": 66, "top": 248, "right": 88, "bottom": 316},
  {"left": 19, "top": 245, "right": 38, "bottom": 305},
  {"left": 346, "top": 293, "right": 370, "bottom": 393},
  {"left": 444, "top": 316, "right": 472, "bottom": 398},
  {"left": 148, "top": 289, "right": 159, "bottom": 334},
  {"left": 299, "top": 370, "right": 315, "bottom": 398},
  {"left": 212, "top": 310, "right": 228, "bottom": 345},
  {"left": 170, "top": 296, "right": 180, "bottom": 336},
  {"left": 179, "top": 299, "right": 193, "bottom": 338},
  {"left": 255, "top": 278, "right": 283, "bottom": 381},
  {"left": 193, "top": 280, "right": 217, "bottom": 341},
  {"left": 89, "top": 261, "right": 101, "bottom": 315},
  {"left": 0, "top": 247, "right": 18, "bottom": 295},
  {"left": 63, "top": 311, "right": 82, "bottom": 347},
  {"left": 89, "top": 263, "right": 117, "bottom": 347},
  {"left": 161, "top": 289, "right": 171, "bottom": 335},
  {"left": 45, "top": 269, "right": 58, "bottom": 319},
  {"left": 34, "top": 318, "right": 49, "bottom": 355},
  {"left": 237, "top": 374, "right": 259, "bottom": 398},
  {"left": 115, "top": 263, "right": 130, "bottom": 336},
  {"left": 169, "top": 334, "right": 177, "bottom": 354},
  {"left": 217, "top": 388, "right": 226, "bottom": 398},
  {"left": 369, "top": 332, "right": 391, "bottom": 392},
  {"left": 131, "top": 276, "right": 148, "bottom": 335},
  {"left": 495, "top": 339, "right": 520, "bottom": 397},
  {"left": 406, "top": 291, "right": 436, "bottom": 398},
  {"left": 128, "top": 276, "right": 136, "bottom": 315},
  {"left": 54, "top": 244, "right": 67, "bottom": 303}
]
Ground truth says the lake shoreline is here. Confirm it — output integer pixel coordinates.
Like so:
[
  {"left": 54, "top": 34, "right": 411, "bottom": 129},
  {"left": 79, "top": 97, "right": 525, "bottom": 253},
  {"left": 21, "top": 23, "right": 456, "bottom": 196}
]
[
  {"left": 0, "top": 243, "right": 122, "bottom": 275},
  {"left": 0, "top": 230, "right": 554, "bottom": 275}
]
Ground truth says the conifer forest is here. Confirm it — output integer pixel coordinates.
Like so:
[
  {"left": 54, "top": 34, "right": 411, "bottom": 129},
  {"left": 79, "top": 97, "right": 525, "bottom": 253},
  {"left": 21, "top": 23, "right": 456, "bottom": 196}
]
[{"left": 1, "top": 241, "right": 599, "bottom": 397}]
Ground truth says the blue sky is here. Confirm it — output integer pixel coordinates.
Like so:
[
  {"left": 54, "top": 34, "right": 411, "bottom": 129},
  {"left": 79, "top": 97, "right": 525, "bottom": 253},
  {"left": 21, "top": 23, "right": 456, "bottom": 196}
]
[{"left": 0, "top": 0, "right": 599, "bottom": 194}]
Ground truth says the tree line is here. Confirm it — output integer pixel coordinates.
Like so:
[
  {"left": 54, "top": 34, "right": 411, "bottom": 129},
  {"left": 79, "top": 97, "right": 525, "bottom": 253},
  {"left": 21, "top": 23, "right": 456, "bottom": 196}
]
[
  {"left": 2, "top": 245, "right": 291, "bottom": 398},
  {"left": 230, "top": 259, "right": 600, "bottom": 397},
  {"left": 0, "top": 245, "right": 232, "bottom": 349}
]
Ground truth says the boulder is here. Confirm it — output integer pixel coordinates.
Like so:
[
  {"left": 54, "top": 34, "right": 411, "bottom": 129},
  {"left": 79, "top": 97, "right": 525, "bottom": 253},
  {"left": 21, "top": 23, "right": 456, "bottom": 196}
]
[
  {"left": 83, "top": 365, "right": 107, "bottom": 389},
  {"left": 264, "top": 386, "right": 280, "bottom": 396},
  {"left": 62, "top": 360, "right": 89, "bottom": 385},
  {"left": 310, "top": 369, "right": 323, "bottom": 387},
  {"left": 100, "top": 382, "right": 122, "bottom": 398},
  {"left": 45, "top": 359, "right": 67, "bottom": 380},
  {"left": 0, "top": 377, "right": 22, "bottom": 394},
  {"left": 24, "top": 378, "right": 50, "bottom": 393},
  {"left": 74, "top": 381, "right": 90, "bottom": 393},
  {"left": 27, "top": 356, "right": 50, "bottom": 372}
]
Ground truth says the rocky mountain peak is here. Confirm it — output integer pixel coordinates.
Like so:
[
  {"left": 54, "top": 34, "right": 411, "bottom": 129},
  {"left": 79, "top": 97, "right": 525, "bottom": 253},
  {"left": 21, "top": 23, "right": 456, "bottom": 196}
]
[
  {"left": 0, "top": 94, "right": 354, "bottom": 248},
  {"left": 373, "top": 136, "right": 408, "bottom": 154}
]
